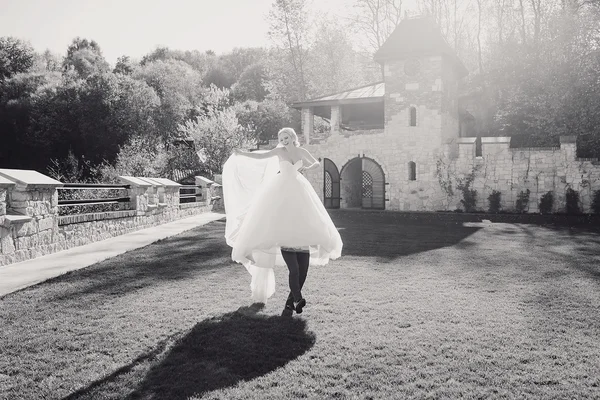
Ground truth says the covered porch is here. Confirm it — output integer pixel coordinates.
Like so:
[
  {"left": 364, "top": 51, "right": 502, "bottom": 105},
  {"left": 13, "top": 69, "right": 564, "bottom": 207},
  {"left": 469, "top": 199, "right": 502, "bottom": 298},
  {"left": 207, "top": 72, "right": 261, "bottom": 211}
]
[{"left": 291, "top": 82, "right": 385, "bottom": 144}]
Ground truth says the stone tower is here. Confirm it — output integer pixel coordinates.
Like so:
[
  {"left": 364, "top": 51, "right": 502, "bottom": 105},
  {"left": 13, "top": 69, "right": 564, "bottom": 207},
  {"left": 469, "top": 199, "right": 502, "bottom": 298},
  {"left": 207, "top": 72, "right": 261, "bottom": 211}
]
[{"left": 374, "top": 16, "right": 468, "bottom": 150}]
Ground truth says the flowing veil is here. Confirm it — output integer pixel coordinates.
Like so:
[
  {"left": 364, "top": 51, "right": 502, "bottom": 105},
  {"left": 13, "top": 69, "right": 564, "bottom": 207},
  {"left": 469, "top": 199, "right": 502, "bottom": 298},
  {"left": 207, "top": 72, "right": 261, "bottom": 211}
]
[{"left": 222, "top": 152, "right": 280, "bottom": 302}]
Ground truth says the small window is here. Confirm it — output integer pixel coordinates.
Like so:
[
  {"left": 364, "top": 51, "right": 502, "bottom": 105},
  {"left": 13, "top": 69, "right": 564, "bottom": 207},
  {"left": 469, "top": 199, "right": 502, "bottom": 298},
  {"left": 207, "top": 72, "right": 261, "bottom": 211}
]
[
  {"left": 408, "top": 161, "right": 417, "bottom": 181},
  {"left": 409, "top": 106, "right": 417, "bottom": 126}
]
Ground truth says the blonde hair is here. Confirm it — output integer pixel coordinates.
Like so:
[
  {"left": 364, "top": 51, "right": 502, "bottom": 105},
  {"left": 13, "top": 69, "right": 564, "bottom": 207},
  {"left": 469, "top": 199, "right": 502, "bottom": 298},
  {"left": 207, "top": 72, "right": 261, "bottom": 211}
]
[{"left": 277, "top": 127, "right": 300, "bottom": 147}]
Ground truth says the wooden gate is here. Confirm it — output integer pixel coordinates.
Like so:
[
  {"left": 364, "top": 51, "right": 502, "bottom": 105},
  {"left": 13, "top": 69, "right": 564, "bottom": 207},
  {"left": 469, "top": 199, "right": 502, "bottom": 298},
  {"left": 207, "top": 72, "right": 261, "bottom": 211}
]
[
  {"left": 323, "top": 158, "right": 340, "bottom": 209},
  {"left": 361, "top": 158, "right": 385, "bottom": 209}
]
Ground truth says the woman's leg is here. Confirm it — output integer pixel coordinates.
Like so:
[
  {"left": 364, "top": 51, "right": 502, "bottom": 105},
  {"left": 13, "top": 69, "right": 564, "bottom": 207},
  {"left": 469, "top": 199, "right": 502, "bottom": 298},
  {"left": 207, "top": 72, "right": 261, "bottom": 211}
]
[
  {"left": 297, "top": 251, "right": 310, "bottom": 290},
  {"left": 281, "top": 249, "right": 302, "bottom": 302},
  {"left": 285, "top": 251, "right": 310, "bottom": 307}
]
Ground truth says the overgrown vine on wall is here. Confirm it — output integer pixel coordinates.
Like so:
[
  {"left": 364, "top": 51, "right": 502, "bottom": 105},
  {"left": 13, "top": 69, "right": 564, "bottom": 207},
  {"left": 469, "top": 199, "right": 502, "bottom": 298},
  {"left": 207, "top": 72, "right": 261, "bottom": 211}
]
[
  {"left": 456, "top": 166, "right": 480, "bottom": 212},
  {"left": 435, "top": 158, "right": 454, "bottom": 197},
  {"left": 435, "top": 156, "right": 481, "bottom": 211}
]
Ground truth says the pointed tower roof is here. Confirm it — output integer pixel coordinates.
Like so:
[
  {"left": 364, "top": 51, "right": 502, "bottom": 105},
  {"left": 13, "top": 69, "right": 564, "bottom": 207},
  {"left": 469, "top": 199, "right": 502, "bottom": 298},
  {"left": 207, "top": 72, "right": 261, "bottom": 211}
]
[{"left": 374, "top": 16, "right": 468, "bottom": 77}]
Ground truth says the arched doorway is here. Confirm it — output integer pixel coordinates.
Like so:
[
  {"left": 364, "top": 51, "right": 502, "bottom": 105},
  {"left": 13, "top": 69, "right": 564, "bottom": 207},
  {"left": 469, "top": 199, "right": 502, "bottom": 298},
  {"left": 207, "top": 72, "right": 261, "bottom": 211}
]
[
  {"left": 323, "top": 158, "right": 340, "bottom": 209},
  {"left": 340, "top": 157, "right": 386, "bottom": 210}
]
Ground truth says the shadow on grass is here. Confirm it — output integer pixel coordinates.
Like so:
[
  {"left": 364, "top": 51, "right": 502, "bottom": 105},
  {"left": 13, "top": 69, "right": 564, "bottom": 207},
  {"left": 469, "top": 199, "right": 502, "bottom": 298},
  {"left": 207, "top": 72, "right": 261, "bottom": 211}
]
[
  {"left": 64, "top": 304, "right": 315, "bottom": 400},
  {"left": 329, "top": 210, "right": 481, "bottom": 261},
  {"left": 47, "top": 221, "right": 233, "bottom": 301}
]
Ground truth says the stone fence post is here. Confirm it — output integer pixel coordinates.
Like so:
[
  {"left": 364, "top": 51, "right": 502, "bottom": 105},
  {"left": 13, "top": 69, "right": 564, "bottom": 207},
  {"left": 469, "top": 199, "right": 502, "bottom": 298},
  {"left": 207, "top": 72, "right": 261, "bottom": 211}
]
[
  {"left": 559, "top": 136, "right": 577, "bottom": 161},
  {"left": 195, "top": 176, "right": 214, "bottom": 205},
  {"left": 457, "top": 137, "right": 477, "bottom": 162},
  {"left": 139, "top": 178, "right": 181, "bottom": 217},
  {"left": 118, "top": 176, "right": 153, "bottom": 215},
  {"left": 0, "top": 169, "right": 62, "bottom": 264},
  {"left": 481, "top": 137, "right": 511, "bottom": 157}
]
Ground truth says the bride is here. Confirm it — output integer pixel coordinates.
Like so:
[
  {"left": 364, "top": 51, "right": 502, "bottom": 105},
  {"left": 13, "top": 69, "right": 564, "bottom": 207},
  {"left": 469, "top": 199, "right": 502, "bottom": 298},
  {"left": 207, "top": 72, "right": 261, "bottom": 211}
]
[{"left": 222, "top": 127, "right": 343, "bottom": 315}]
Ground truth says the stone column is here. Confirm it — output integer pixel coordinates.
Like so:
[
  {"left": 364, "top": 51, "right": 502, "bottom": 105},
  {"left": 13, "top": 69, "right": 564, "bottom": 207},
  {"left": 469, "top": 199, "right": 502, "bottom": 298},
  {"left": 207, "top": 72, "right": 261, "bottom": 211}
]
[
  {"left": 211, "top": 183, "right": 224, "bottom": 211},
  {"left": 142, "top": 177, "right": 181, "bottom": 212},
  {"left": 196, "top": 176, "right": 215, "bottom": 205},
  {"left": 119, "top": 176, "right": 153, "bottom": 216},
  {"left": 481, "top": 137, "right": 511, "bottom": 157},
  {"left": 330, "top": 105, "right": 342, "bottom": 134},
  {"left": 0, "top": 169, "right": 62, "bottom": 265},
  {"left": 457, "top": 137, "right": 477, "bottom": 161},
  {"left": 302, "top": 107, "right": 314, "bottom": 144},
  {"left": 0, "top": 176, "right": 13, "bottom": 218},
  {"left": 0, "top": 177, "right": 15, "bottom": 263},
  {"left": 559, "top": 136, "right": 577, "bottom": 161}
]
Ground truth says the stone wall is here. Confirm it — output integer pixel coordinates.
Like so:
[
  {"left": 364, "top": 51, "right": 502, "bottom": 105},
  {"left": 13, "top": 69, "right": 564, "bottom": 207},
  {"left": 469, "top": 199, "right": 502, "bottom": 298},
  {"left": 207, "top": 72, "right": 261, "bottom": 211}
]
[
  {"left": 0, "top": 170, "right": 221, "bottom": 267},
  {"left": 448, "top": 136, "right": 600, "bottom": 213},
  {"left": 304, "top": 132, "right": 600, "bottom": 213},
  {"left": 305, "top": 127, "right": 447, "bottom": 212}
]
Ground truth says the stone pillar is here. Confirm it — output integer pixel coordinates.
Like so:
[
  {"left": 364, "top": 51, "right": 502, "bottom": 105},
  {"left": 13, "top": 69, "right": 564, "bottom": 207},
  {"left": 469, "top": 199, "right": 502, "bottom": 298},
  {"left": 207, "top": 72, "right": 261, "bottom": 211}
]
[
  {"left": 195, "top": 176, "right": 214, "bottom": 205},
  {"left": 138, "top": 178, "right": 160, "bottom": 212},
  {"left": 457, "top": 137, "right": 477, "bottom": 161},
  {"left": 143, "top": 177, "right": 181, "bottom": 210},
  {"left": 0, "top": 169, "right": 62, "bottom": 265},
  {"left": 302, "top": 107, "right": 314, "bottom": 144},
  {"left": 559, "top": 136, "right": 577, "bottom": 161},
  {"left": 481, "top": 137, "right": 511, "bottom": 157},
  {"left": 0, "top": 177, "right": 15, "bottom": 262},
  {"left": 0, "top": 176, "right": 13, "bottom": 218},
  {"left": 119, "top": 176, "right": 153, "bottom": 215},
  {"left": 330, "top": 105, "right": 342, "bottom": 134},
  {"left": 211, "top": 183, "right": 224, "bottom": 211}
]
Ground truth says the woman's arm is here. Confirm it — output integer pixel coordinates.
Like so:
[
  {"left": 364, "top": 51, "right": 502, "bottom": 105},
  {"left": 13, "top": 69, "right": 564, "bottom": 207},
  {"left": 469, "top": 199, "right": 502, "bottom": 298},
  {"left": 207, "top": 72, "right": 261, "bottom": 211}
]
[
  {"left": 234, "top": 147, "right": 280, "bottom": 160},
  {"left": 299, "top": 148, "right": 320, "bottom": 172}
]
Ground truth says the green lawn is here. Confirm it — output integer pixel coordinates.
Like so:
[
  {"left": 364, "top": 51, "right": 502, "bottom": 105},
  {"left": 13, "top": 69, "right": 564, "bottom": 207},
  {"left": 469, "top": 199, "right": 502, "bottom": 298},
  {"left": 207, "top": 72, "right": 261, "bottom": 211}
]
[{"left": 1, "top": 211, "right": 600, "bottom": 399}]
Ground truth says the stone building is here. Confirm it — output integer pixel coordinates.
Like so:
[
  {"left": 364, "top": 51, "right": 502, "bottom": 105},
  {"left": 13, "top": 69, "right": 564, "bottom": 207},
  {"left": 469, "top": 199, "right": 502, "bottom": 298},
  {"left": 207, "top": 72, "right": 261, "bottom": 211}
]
[{"left": 292, "top": 16, "right": 600, "bottom": 213}]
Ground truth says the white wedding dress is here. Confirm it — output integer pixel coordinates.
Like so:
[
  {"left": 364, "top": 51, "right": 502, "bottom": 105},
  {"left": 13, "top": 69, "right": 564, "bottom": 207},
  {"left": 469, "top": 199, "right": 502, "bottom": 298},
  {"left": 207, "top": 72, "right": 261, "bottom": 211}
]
[{"left": 222, "top": 152, "right": 343, "bottom": 303}]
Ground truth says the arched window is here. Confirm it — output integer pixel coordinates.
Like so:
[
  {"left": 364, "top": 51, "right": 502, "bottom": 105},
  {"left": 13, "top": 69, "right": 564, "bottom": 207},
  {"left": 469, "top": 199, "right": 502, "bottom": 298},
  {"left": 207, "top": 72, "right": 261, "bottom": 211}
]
[
  {"left": 409, "top": 106, "right": 417, "bottom": 127},
  {"left": 408, "top": 161, "right": 417, "bottom": 181}
]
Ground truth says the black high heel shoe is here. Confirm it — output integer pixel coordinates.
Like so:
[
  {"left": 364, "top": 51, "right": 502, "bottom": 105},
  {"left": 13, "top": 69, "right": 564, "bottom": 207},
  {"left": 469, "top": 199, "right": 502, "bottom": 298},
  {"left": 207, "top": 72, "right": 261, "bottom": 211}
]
[
  {"left": 282, "top": 300, "right": 294, "bottom": 317},
  {"left": 294, "top": 298, "right": 306, "bottom": 314}
]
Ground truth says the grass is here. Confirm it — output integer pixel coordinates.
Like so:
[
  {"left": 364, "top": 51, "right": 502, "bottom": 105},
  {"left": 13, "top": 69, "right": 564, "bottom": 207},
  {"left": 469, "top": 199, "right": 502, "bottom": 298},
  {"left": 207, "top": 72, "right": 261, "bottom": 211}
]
[{"left": 1, "top": 210, "right": 600, "bottom": 399}]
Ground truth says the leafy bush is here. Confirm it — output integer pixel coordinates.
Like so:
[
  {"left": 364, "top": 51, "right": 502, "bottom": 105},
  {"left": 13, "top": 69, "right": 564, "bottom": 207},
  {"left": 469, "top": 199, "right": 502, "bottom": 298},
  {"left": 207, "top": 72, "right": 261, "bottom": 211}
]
[
  {"left": 488, "top": 190, "right": 501, "bottom": 213},
  {"left": 461, "top": 188, "right": 478, "bottom": 212},
  {"left": 515, "top": 189, "right": 530, "bottom": 213},
  {"left": 565, "top": 187, "right": 581, "bottom": 215},
  {"left": 592, "top": 190, "right": 600, "bottom": 215},
  {"left": 539, "top": 191, "right": 554, "bottom": 214},
  {"left": 457, "top": 170, "right": 478, "bottom": 212}
]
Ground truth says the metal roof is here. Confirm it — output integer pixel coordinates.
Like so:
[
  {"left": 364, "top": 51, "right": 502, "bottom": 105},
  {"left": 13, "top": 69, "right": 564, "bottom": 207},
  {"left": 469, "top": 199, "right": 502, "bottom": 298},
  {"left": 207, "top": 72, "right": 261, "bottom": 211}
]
[{"left": 291, "top": 82, "right": 384, "bottom": 108}]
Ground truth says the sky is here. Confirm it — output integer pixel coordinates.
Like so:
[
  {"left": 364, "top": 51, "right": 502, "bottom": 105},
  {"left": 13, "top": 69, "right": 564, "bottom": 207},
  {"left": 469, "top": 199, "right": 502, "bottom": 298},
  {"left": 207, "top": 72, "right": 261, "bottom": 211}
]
[
  {"left": 1, "top": 0, "right": 420, "bottom": 65},
  {"left": 0, "top": 0, "right": 354, "bottom": 64}
]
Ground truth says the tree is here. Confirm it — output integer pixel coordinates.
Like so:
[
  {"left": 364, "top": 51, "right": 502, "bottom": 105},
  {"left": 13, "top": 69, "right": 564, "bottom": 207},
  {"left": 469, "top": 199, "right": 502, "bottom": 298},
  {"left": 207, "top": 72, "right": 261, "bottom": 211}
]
[
  {"left": 231, "top": 62, "right": 269, "bottom": 102},
  {"left": 267, "top": 0, "right": 310, "bottom": 101},
  {"left": 98, "top": 136, "right": 169, "bottom": 180},
  {"left": 219, "top": 47, "right": 268, "bottom": 83},
  {"left": 32, "top": 49, "right": 62, "bottom": 72},
  {"left": 134, "top": 59, "right": 205, "bottom": 139},
  {"left": 0, "top": 71, "right": 61, "bottom": 169},
  {"left": 307, "top": 17, "right": 372, "bottom": 96},
  {"left": 113, "top": 55, "right": 135, "bottom": 75},
  {"left": 18, "top": 72, "right": 161, "bottom": 176},
  {"left": 179, "top": 87, "right": 256, "bottom": 176},
  {"left": 0, "top": 37, "right": 35, "bottom": 81},
  {"left": 236, "top": 99, "right": 299, "bottom": 144},
  {"left": 62, "top": 37, "right": 110, "bottom": 78},
  {"left": 351, "top": 0, "right": 403, "bottom": 53},
  {"left": 141, "top": 46, "right": 217, "bottom": 78}
]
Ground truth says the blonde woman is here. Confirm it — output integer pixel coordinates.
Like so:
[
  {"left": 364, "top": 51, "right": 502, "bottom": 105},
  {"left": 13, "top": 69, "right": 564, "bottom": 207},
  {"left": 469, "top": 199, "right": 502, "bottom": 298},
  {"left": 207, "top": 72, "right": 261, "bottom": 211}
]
[{"left": 223, "top": 128, "right": 343, "bottom": 316}]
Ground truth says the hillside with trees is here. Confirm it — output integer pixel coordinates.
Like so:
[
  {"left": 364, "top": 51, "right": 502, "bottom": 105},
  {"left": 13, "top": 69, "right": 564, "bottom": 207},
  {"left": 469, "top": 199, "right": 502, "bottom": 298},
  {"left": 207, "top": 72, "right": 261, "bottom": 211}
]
[{"left": 1, "top": 0, "right": 599, "bottom": 182}]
